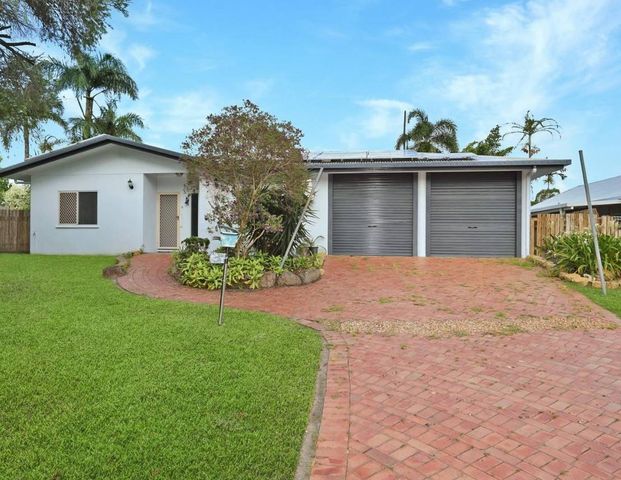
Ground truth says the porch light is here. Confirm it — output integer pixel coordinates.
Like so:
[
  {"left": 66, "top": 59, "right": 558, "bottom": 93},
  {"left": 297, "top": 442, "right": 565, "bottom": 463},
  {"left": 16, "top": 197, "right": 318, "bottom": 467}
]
[{"left": 127, "top": 179, "right": 134, "bottom": 190}]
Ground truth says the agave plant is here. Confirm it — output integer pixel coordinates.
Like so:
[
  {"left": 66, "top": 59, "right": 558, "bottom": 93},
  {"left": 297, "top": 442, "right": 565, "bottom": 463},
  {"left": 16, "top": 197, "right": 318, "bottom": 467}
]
[{"left": 543, "top": 232, "right": 621, "bottom": 280}]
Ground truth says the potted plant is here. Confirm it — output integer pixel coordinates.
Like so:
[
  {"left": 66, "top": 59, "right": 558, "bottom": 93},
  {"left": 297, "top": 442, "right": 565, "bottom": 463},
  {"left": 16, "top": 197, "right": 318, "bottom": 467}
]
[{"left": 304, "top": 235, "right": 324, "bottom": 255}]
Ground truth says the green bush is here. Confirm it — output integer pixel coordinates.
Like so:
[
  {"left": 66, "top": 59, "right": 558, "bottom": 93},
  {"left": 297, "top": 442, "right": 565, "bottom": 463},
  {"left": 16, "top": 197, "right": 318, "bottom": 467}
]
[
  {"left": 180, "top": 236, "right": 210, "bottom": 256},
  {"left": 543, "top": 232, "right": 621, "bottom": 279},
  {"left": 174, "top": 252, "right": 325, "bottom": 290}
]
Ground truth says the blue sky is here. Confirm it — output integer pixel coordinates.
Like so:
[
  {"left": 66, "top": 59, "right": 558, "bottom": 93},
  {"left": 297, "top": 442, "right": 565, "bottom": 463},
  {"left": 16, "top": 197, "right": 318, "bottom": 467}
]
[{"left": 5, "top": 0, "right": 621, "bottom": 191}]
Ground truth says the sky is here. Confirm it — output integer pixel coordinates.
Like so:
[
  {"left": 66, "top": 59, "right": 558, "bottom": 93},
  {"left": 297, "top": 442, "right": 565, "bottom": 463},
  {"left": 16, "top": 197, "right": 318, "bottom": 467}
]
[{"left": 4, "top": 0, "right": 621, "bottom": 192}]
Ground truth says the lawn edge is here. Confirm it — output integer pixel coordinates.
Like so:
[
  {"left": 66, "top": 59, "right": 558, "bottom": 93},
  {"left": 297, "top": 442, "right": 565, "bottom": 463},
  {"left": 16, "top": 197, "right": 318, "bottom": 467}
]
[{"left": 295, "top": 339, "right": 329, "bottom": 480}]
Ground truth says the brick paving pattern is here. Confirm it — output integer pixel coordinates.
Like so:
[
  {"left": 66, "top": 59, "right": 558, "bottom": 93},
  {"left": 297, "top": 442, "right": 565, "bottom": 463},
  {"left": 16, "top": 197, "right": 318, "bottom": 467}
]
[{"left": 118, "top": 254, "right": 621, "bottom": 479}]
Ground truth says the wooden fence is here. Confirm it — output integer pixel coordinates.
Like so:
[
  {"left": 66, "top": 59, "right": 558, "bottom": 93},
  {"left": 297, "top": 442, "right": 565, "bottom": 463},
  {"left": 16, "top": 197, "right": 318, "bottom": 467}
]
[
  {"left": 530, "top": 210, "right": 621, "bottom": 255},
  {"left": 0, "top": 208, "right": 30, "bottom": 253}
]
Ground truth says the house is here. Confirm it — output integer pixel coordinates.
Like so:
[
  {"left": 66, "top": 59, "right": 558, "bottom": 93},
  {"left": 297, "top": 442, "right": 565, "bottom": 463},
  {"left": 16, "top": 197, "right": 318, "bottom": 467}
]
[
  {"left": 0, "top": 135, "right": 569, "bottom": 257},
  {"left": 532, "top": 174, "right": 621, "bottom": 216}
]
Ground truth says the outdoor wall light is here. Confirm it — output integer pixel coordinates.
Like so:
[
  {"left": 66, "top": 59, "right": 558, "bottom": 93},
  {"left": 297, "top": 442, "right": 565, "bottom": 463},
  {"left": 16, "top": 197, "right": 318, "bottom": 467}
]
[
  {"left": 185, "top": 195, "right": 190, "bottom": 206},
  {"left": 127, "top": 179, "right": 134, "bottom": 190}
]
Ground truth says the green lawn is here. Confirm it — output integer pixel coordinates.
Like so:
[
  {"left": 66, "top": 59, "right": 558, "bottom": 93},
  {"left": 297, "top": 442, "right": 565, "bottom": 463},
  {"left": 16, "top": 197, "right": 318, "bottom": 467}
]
[
  {"left": 569, "top": 282, "right": 621, "bottom": 318},
  {"left": 0, "top": 254, "right": 322, "bottom": 479}
]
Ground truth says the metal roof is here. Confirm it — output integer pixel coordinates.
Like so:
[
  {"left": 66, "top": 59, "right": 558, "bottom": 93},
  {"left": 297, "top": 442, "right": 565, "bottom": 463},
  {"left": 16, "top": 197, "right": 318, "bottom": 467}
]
[
  {"left": 531, "top": 174, "right": 621, "bottom": 213},
  {"left": 306, "top": 150, "right": 571, "bottom": 172},
  {"left": 0, "top": 135, "right": 182, "bottom": 178}
]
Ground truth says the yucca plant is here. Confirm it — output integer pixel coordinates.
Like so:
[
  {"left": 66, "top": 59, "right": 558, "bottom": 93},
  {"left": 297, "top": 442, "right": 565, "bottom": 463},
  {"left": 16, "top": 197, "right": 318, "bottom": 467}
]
[{"left": 543, "top": 232, "right": 621, "bottom": 279}]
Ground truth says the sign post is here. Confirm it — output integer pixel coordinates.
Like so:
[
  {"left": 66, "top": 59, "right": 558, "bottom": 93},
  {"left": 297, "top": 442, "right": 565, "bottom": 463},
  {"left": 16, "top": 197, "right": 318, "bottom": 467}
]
[{"left": 212, "top": 227, "right": 239, "bottom": 325}]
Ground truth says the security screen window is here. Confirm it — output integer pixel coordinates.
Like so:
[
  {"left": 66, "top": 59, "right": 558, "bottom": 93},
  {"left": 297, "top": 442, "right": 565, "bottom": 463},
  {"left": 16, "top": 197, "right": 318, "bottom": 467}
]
[{"left": 58, "top": 191, "right": 98, "bottom": 225}]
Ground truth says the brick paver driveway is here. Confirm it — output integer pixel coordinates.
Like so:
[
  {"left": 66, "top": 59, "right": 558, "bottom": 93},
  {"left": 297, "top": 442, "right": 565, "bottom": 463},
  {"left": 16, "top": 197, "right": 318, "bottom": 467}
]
[{"left": 119, "top": 255, "right": 621, "bottom": 479}]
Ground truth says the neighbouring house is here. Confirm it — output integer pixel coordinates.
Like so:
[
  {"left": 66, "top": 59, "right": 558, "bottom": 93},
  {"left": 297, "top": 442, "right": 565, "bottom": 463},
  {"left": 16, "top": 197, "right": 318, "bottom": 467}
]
[
  {"left": 532, "top": 174, "right": 621, "bottom": 216},
  {"left": 0, "top": 135, "right": 569, "bottom": 257}
]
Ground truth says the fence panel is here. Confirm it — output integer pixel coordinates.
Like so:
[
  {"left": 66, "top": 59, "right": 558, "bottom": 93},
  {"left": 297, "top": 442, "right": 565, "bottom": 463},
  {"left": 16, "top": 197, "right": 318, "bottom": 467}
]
[
  {"left": 530, "top": 210, "right": 621, "bottom": 255},
  {"left": 0, "top": 208, "right": 30, "bottom": 252}
]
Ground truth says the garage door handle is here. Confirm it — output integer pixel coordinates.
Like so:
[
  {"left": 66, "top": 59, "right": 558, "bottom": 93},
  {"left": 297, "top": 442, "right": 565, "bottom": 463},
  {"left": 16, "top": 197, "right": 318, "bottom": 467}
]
[
  {"left": 467, "top": 226, "right": 478, "bottom": 229},
  {"left": 368, "top": 225, "right": 378, "bottom": 228}
]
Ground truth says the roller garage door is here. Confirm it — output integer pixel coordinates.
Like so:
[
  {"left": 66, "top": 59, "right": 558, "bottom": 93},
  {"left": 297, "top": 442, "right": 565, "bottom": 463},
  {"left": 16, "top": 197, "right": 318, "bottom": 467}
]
[
  {"left": 428, "top": 172, "right": 519, "bottom": 257},
  {"left": 330, "top": 173, "right": 415, "bottom": 256}
]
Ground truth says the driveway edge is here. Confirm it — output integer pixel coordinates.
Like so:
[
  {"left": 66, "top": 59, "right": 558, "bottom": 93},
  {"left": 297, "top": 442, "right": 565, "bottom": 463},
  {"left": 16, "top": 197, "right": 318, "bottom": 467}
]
[{"left": 295, "top": 338, "right": 329, "bottom": 480}]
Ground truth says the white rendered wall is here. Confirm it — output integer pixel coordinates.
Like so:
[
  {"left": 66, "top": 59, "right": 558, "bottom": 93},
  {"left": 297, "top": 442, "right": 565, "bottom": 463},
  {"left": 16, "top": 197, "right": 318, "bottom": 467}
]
[
  {"left": 28, "top": 144, "right": 187, "bottom": 254},
  {"left": 416, "top": 172, "right": 426, "bottom": 256},
  {"left": 143, "top": 174, "right": 157, "bottom": 252},
  {"left": 306, "top": 173, "right": 329, "bottom": 253},
  {"left": 521, "top": 170, "right": 531, "bottom": 258}
]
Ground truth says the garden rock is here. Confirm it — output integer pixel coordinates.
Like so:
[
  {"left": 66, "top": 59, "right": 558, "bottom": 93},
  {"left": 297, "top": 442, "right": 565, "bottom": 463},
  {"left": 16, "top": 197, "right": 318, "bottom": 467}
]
[
  {"left": 260, "top": 271, "right": 277, "bottom": 289},
  {"left": 102, "top": 255, "right": 130, "bottom": 278},
  {"left": 277, "top": 271, "right": 302, "bottom": 287},
  {"left": 299, "top": 268, "right": 322, "bottom": 284}
]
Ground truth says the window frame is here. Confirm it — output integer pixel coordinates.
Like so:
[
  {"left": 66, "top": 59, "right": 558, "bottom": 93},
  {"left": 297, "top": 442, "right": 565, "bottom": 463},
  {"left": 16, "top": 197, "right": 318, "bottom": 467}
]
[{"left": 57, "top": 190, "right": 99, "bottom": 228}]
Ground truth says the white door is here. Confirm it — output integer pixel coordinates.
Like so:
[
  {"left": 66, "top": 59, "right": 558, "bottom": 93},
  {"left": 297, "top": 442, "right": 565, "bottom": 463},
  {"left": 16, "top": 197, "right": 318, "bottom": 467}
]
[{"left": 158, "top": 193, "right": 179, "bottom": 250}]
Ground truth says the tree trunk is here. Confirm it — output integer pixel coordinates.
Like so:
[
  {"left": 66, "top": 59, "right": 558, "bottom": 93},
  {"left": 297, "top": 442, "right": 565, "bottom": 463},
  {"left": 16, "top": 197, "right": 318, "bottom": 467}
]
[
  {"left": 84, "top": 93, "right": 94, "bottom": 139},
  {"left": 23, "top": 125, "right": 30, "bottom": 159}
]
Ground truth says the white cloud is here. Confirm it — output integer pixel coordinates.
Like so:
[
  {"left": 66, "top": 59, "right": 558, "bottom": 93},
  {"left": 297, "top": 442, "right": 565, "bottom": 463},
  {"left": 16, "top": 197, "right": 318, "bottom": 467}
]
[
  {"left": 440, "top": 0, "right": 621, "bottom": 126},
  {"left": 357, "top": 99, "right": 412, "bottom": 138},
  {"left": 407, "top": 41, "right": 433, "bottom": 52},
  {"left": 336, "top": 99, "right": 412, "bottom": 149},
  {"left": 128, "top": 44, "right": 156, "bottom": 71},
  {"left": 100, "top": 30, "right": 157, "bottom": 72},
  {"left": 244, "top": 79, "right": 275, "bottom": 101},
  {"left": 154, "top": 90, "right": 221, "bottom": 135}
]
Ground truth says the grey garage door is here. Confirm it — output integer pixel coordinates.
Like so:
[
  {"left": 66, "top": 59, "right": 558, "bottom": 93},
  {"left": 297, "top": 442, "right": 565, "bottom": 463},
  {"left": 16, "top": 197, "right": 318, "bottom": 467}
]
[
  {"left": 330, "top": 173, "right": 415, "bottom": 256},
  {"left": 428, "top": 172, "right": 519, "bottom": 257}
]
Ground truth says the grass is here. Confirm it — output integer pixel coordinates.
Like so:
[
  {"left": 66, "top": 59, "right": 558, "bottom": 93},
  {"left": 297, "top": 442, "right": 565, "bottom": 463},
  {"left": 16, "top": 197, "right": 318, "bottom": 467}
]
[
  {"left": 0, "top": 254, "right": 322, "bottom": 480},
  {"left": 568, "top": 283, "right": 621, "bottom": 323}
]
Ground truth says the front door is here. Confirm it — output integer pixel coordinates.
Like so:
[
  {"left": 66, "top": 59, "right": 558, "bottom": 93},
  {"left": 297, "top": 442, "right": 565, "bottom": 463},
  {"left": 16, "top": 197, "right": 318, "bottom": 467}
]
[{"left": 158, "top": 193, "right": 179, "bottom": 250}]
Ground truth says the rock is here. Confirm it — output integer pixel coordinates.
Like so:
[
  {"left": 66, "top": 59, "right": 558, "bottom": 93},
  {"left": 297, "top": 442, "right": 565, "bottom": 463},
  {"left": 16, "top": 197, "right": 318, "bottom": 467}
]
[
  {"left": 277, "top": 271, "right": 302, "bottom": 287},
  {"left": 102, "top": 264, "right": 126, "bottom": 278},
  {"left": 260, "top": 271, "right": 277, "bottom": 289},
  {"left": 299, "top": 268, "right": 322, "bottom": 284}
]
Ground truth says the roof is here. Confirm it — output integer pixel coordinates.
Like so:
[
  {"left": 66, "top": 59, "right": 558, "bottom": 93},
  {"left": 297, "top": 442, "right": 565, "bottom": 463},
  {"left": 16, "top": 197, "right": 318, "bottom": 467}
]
[
  {"left": 0, "top": 136, "right": 570, "bottom": 180},
  {"left": 306, "top": 150, "right": 570, "bottom": 176},
  {"left": 0, "top": 135, "right": 182, "bottom": 178},
  {"left": 531, "top": 174, "right": 621, "bottom": 213}
]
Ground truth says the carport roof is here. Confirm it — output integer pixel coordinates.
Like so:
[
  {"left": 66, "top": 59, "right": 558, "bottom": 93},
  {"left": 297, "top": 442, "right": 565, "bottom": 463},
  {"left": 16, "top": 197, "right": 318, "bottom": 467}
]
[{"left": 306, "top": 150, "right": 570, "bottom": 176}]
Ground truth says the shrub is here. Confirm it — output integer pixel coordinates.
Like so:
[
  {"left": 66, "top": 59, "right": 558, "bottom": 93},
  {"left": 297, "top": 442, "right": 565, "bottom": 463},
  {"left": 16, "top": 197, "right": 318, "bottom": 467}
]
[
  {"left": 543, "top": 232, "right": 621, "bottom": 279},
  {"left": 180, "top": 236, "right": 210, "bottom": 255},
  {"left": 174, "top": 252, "right": 324, "bottom": 290}
]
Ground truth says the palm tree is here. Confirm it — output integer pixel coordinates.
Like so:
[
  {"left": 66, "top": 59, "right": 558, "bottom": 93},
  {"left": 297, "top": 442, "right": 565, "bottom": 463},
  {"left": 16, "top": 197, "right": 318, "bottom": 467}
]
[
  {"left": 503, "top": 110, "right": 560, "bottom": 158},
  {"left": 0, "top": 58, "right": 66, "bottom": 158},
  {"left": 396, "top": 108, "right": 458, "bottom": 153},
  {"left": 68, "top": 100, "right": 144, "bottom": 142},
  {"left": 55, "top": 52, "right": 138, "bottom": 139}
]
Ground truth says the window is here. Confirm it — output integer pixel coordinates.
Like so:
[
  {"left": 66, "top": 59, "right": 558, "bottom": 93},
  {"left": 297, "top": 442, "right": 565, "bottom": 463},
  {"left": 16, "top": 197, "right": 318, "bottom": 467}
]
[{"left": 59, "top": 191, "right": 98, "bottom": 225}]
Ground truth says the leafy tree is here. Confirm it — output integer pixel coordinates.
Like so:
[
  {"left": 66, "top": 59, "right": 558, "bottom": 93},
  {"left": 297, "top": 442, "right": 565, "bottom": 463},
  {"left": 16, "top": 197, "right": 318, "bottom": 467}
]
[
  {"left": 532, "top": 187, "right": 560, "bottom": 205},
  {"left": 504, "top": 110, "right": 560, "bottom": 158},
  {"left": 463, "top": 125, "right": 512, "bottom": 156},
  {"left": 0, "top": 57, "right": 65, "bottom": 158},
  {"left": 505, "top": 111, "right": 564, "bottom": 205},
  {"left": 37, "top": 135, "right": 64, "bottom": 154},
  {"left": 0, "top": 1, "right": 128, "bottom": 63},
  {"left": 182, "top": 100, "right": 309, "bottom": 257},
  {"left": 68, "top": 100, "right": 144, "bottom": 142},
  {"left": 0, "top": 154, "right": 9, "bottom": 204},
  {"left": 54, "top": 52, "right": 138, "bottom": 140},
  {"left": 396, "top": 108, "right": 458, "bottom": 153},
  {"left": 2, "top": 184, "right": 30, "bottom": 209}
]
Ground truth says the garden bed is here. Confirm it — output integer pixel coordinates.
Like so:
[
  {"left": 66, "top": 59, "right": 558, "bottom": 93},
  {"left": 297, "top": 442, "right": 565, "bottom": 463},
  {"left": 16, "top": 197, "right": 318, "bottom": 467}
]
[
  {"left": 173, "top": 251, "right": 325, "bottom": 290},
  {"left": 530, "top": 231, "right": 621, "bottom": 289}
]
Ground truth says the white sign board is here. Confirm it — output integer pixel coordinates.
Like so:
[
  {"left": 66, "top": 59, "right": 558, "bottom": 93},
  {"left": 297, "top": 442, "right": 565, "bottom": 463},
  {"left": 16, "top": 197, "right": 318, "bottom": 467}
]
[{"left": 209, "top": 252, "right": 228, "bottom": 265}]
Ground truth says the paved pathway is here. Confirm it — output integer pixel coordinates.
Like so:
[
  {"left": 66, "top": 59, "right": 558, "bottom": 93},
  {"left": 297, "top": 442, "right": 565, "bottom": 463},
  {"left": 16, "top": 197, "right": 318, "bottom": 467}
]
[{"left": 118, "top": 254, "right": 621, "bottom": 479}]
